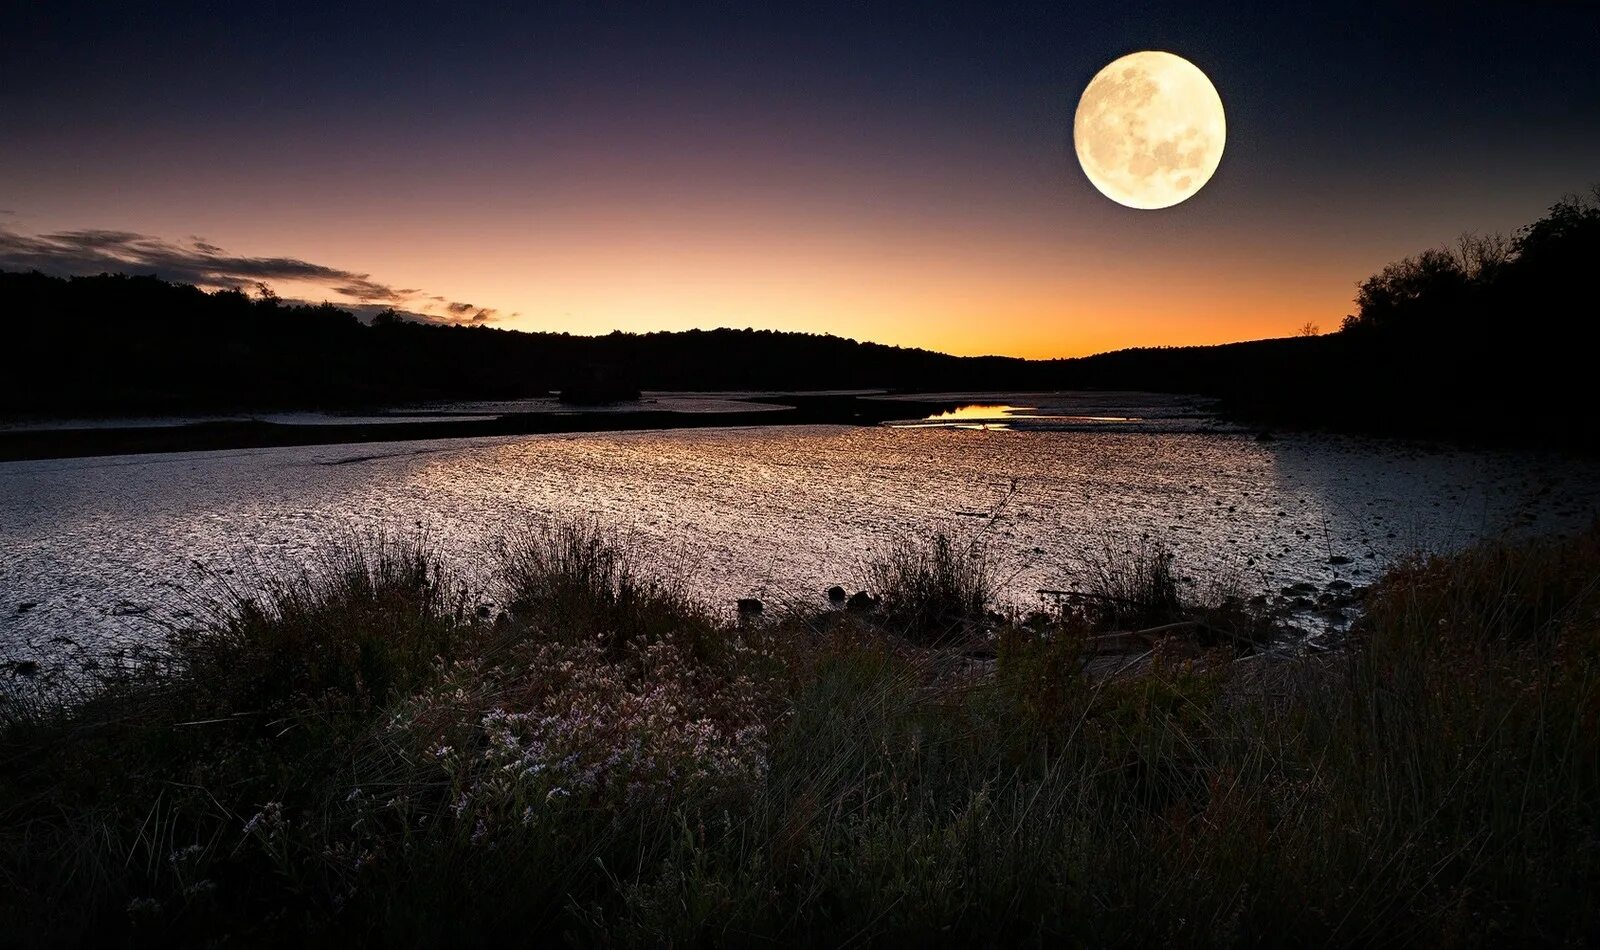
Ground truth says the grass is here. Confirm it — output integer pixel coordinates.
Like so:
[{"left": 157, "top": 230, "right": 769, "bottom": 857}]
[
  {"left": 3, "top": 521, "right": 1599, "bottom": 946},
  {"left": 863, "top": 531, "right": 995, "bottom": 640},
  {"left": 1073, "top": 533, "right": 1185, "bottom": 630},
  {"left": 497, "top": 517, "right": 707, "bottom": 650}
]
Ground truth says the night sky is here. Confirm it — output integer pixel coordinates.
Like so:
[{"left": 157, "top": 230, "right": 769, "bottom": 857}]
[{"left": 4, "top": 0, "right": 1596, "bottom": 357}]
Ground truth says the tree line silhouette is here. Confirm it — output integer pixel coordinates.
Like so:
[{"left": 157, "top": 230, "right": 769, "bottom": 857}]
[
  {"left": 0, "top": 276, "right": 1018, "bottom": 415},
  {"left": 1062, "top": 189, "right": 1597, "bottom": 445},
  {"left": 3, "top": 190, "right": 1595, "bottom": 446}
]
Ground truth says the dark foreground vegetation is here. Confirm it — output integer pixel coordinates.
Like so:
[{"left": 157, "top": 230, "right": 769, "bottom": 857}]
[
  {"left": 4, "top": 190, "right": 1597, "bottom": 446},
  {"left": 4, "top": 522, "right": 1599, "bottom": 946}
]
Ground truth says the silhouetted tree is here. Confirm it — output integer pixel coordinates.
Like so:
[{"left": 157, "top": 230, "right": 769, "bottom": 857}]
[{"left": 1346, "top": 248, "right": 1471, "bottom": 335}]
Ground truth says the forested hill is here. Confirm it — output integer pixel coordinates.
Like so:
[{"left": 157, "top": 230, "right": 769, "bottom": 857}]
[
  {"left": 3, "top": 191, "right": 1595, "bottom": 446},
  {"left": 0, "top": 270, "right": 1033, "bottom": 413}
]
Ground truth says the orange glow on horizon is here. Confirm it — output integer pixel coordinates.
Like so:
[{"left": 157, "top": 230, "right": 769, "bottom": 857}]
[
  {"left": 256, "top": 261, "right": 1345, "bottom": 360},
  {"left": 8, "top": 24, "right": 1590, "bottom": 365},
  {"left": 9, "top": 121, "right": 1405, "bottom": 361},
  {"left": 237, "top": 199, "right": 1356, "bottom": 360}
]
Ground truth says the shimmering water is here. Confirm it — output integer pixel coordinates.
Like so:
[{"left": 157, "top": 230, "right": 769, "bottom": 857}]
[{"left": 3, "top": 393, "right": 1598, "bottom": 669}]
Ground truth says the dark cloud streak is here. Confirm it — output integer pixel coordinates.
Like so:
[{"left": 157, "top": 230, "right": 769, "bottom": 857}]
[{"left": 0, "top": 227, "right": 499, "bottom": 324}]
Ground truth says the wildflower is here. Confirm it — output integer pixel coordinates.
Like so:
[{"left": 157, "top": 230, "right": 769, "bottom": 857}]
[
  {"left": 126, "top": 896, "right": 162, "bottom": 916},
  {"left": 242, "top": 801, "right": 283, "bottom": 837},
  {"left": 182, "top": 879, "right": 217, "bottom": 899}
]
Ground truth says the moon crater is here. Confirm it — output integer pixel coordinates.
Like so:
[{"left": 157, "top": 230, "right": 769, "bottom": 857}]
[{"left": 1074, "top": 51, "right": 1226, "bottom": 210}]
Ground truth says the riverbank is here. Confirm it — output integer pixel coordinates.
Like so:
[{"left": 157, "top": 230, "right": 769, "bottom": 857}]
[
  {"left": 3, "top": 522, "right": 1597, "bottom": 945},
  {"left": 0, "top": 394, "right": 964, "bottom": 462}
]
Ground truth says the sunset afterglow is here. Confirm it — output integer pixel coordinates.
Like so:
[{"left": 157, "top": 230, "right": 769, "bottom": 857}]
[
  {"left": 5, "top": 3, "right": 1600, "bottom": 943},
  {"left": 5, "top": 4, "right": 1595, "bottom": 357}
]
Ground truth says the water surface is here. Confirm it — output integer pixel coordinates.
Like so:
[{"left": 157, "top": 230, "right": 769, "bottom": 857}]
[{"left": 3, "top": 393, "right": 1597, "bottom": 669}]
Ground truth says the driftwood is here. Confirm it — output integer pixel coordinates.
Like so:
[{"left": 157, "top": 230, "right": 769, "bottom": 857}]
[
  {"left": 1084, "top": 621, "right": 1195, "bottom": 656},
  {"left": 1083, "top": 618, "right": 1257, "bottom": 657},
  {"left": 1038, "top": 589, "right": 1131, "bottom": 603}
]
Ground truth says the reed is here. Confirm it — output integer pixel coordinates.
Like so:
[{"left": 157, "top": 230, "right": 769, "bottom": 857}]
[{"left": 2, "top": 521, "right": 1596, "bottom": 946}]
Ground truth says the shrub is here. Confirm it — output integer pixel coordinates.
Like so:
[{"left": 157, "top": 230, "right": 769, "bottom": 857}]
[
  {"left": 498, "top": 517, "right": 705, "bottom": 653},
  {"left": 865, "top": 531, "right": 994, "bottom": 640},
  {"left": 4, "top": 524, "right": 1600, "bottom": 945},
  {"left": 173, "top": 535, "right": 474, "bottom": 715},
  {"left": 1074, "top": 534, "right": 1184, "bottom": 630}
]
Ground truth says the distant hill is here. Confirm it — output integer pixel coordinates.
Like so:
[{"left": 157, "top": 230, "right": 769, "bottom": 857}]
[
  {"left": 3, "top": 191, "right": 1595, "bottom": 447},
  {"left": 0, "top": 271, "right": 1031, "bottom": 414}
]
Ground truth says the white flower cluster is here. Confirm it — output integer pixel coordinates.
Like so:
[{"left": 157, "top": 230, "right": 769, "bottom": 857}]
[{"left": 392, "top": 631, "right": 776, "bottom": 845}]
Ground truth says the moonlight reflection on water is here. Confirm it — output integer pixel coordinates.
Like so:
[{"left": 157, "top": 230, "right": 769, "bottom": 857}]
[{"left": 3, "top": 397, "right": 1598, "bottom": 666}]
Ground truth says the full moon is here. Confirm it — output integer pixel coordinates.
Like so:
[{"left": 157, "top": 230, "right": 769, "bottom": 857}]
[{"left": 1073, "top": 51, "right": 1226, "bottom": 210}]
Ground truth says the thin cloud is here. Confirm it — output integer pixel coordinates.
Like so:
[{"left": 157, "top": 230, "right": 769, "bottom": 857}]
[
  {"left": 406, "top": 299, "right": 496, "bottom": 325},
  {"left": 331, "top": 277, "right": 414, "bottom": 303},
  {"left": 0, "top": 227, "right": 498, "bottom": 324},
  {"left": 339, "top": 303, "right": 496, "bottom": 326},
  {"left": 412, "top": 307, "right": 495, "bottom": 326}
]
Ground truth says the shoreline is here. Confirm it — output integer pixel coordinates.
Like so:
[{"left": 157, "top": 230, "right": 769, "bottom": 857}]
[
  {"left": 0, "top": 394, "right": 962, "bottom": 462},
  {"left": 5, "top": 524, "right": 1597, "bottom": 944}
]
